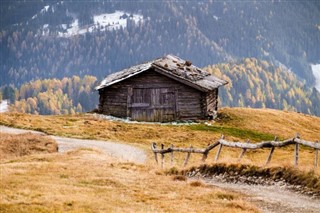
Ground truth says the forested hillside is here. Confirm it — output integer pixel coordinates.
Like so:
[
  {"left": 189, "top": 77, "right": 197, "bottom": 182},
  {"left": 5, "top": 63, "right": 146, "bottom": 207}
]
[
  {"left": 3, "top": 76, "right": 98, "bottom": 115},
  {"left": 1, "top": 0, "right": 319, "bottom": 87},
  {"left": 1, "top": 58, "right": 319, "bottom": 116},
  {"left": 206, "top": 58, "right": 320, "bottom": 116}
]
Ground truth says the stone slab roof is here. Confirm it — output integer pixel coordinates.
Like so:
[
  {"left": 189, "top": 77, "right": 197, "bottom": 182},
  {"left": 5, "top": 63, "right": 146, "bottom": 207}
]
[{"left": 95, "top": 54, "right": 227, "bottom": 92}]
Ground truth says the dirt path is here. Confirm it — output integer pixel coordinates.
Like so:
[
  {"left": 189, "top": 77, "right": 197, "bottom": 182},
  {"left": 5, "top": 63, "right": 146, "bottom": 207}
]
[
  {"left": 0, "top": 125, "right": 146, "bottom": 164},
  {"left": 196, "top": 177, "right": 320, "bottom": 213}
]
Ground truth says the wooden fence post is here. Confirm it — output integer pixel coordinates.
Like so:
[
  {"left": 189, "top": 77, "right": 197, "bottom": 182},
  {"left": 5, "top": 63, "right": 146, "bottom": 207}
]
[
  {"left": 170, "top": 144, "right": 174, "bottom": 166},
  {"left": 238, "top": 140, "right": 249, "bottom": 161},
  {"left": 215, "top": 144, "right": 223, "bottom": 162},
  {"left": 238, "top": 149, "right": 247, "bottom": 161},
  {"left": 152, "top": 143, "right": 158, "bottom": 164},
  {"left": 315, "top": 141, "right": 319, "bottom": 170},
  {"left": 265, "top": 147, "right": 275, "bottom": 166},
  {"left": 161, "top": 144, "right": 164, "bottom": 169},
  {"left": 294, "top": 134, "right": 300, "bottom": 167},
  {"left": 183, "top": 145, "right": 192, "bottom": 167},
  {"left": 202, "top": 152, "right": 208, "bottom": 162},
  {"left": 265, "top": 137, "right": 277, "bottom": 166}
]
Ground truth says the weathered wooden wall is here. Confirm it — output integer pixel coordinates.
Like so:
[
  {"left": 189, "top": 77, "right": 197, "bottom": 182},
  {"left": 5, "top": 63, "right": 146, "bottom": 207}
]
[
  {"left": 98, "top": 68, "right": 218, "bottom": 121},
  {"left": 205, "top": 89, "right": 218, "bottom": 118}
]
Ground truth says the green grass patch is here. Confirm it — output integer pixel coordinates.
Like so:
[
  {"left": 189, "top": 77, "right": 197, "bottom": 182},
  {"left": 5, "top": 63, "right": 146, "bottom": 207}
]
[{"left": 189, "top": 125, "right": 275, "bottom": 142}]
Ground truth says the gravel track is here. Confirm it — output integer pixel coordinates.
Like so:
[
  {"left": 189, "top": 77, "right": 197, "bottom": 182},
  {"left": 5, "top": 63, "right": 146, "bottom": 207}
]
[
  {"left": 0, "top": 125, "right": 146, "bottom": 163},
  {"left": 203, "top": 178, "right": 320, "bottom": 213}
]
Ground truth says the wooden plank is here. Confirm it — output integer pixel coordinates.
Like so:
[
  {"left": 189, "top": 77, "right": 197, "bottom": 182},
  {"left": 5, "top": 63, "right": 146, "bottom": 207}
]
[
  {"left": 161, "top": 144, "right": 164, "bottom": 169},
  {"left": 174, "top": 88, "right": 179, "bottom": 120},
  {"left": 294, "top": 143, "right": 299, "bottom": 167},
  {"left": 265, "top": 147, "right": 275, "bottom": 165},
  {"left": 151, "top": 143, "right": 158, "bottom": 164},
  {"left": 315, "top": 141, "right": 319, "bottom": 169},
  {"left": 293, "top": 138, "right": 320, "bottom": 149},
  {"left": 202, "top": 152, "right": 208, "bottom": 162},
  {"left": 127, "top": 87, "right": 132, "bottom": 117},
  {"left": 183, "top": 145, "right": 192, "bottom": 167},
  {"left": 170, "top": 144, "right": 174, "bottom": 166},
  {"left": 218, "top": 138, "right": 296, "bottom": 149},
  {"left": 215, "top": 144, "right": 223, "bottom": 161},
  {"left": 206, "top": 89, "right": 218, "bottom": 117},
  {"left": 105, "top": 103, "right": 127, "bottom": 107},
  {"left": 238, "top": 148, "right": 247, "bottom": 161}
]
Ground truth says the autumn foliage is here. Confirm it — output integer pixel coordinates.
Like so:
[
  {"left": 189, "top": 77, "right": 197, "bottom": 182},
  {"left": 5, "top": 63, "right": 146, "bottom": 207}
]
[
  {"left": 205, "top": 58, "right": 320, "bottom": 116},
  {"left": 8, "top": 75, "right": 98, "bottom": 115}
]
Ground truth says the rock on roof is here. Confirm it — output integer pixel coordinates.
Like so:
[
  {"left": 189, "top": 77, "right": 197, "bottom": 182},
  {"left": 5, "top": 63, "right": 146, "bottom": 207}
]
[{"left": 95, "top": 54, "right": 227, "bottom": 91}]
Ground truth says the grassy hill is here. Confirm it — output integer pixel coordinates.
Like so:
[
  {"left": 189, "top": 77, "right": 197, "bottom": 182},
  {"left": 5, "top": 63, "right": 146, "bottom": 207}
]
[
  {"left": 0, "top": 107, "right": 319, "bottom": 168},
  {"left": 0, "top": 108, "right": 319, "bottom": 212}
]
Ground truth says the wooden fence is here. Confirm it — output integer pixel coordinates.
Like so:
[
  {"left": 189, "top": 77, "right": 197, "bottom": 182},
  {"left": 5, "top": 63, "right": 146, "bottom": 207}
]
[{"left": 151, "top": 134, "right": 319, "bottom": 169}]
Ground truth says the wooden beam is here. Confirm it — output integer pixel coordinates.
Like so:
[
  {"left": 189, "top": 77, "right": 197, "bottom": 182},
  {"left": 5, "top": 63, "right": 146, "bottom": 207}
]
[
  {"left": 151, "top": 142, "right": 158, "bottom": 164},
  {"left": 126, "top": 87, "right": 133, "bottom": 117},
  {"left": 152, "top": 137, "right": 320, "bottom": 154},
  {"left": 218, "top": 138, "right": 295, "bottom": 149},
  {"left": 153, "top": 147, "right": 205, "bottom": 154},
  {"left": 294, "top": 143, "right": 299, "bottom": 167},
  {"left": 294, "top": 138, "right": 320, "bottom": 149},
  {"left": 161, "top": 144, "right": 164, "bottom": 169},
  {"left": 265, "top": 147, "right": 275, "bottom": 166},
  {"left": 215, "top": 144, "right": 223, "bottom": 162},
  {"left": 238, "top": 140, "right": 249, "bottom": 161},
  {"left": 170, "top": 144, "right": 174, "bottom": 166},
  {"left": 294, "top": 133, "right": 300, "bottom": 167},
  {"left": 202, "top": 152, "right": 208, "bottom": 162},
  {"left": 183, "top": 145, "right": 192, "bottom": 167},
  {"left": 315, "top": 141, "right": 319, "bottom": 170},
  {"left": 238, "top": 148, "right": 247, "bottom": 161}
]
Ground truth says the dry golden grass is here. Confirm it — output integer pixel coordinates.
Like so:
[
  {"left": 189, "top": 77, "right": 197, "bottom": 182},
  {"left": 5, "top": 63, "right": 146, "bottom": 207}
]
[
  {"left": 0, "top": 133, "right": 58, "bottom": 161},
  {"left": 0, "top": 112, "right": 218, "bottom": 148},
  {"left": 0, "top": 108, "right": 319, "bottom": 212},
  {"left": 1, "top": 107, "right": 319, "bottom": 145},
  {"left": 0, "top": 149, "right": 258, "bottom": 212},
  {"left": 218, "top": 107, "right": 320, "bottom": 141},
  {"left": 0, "top": 107, "right": 319, "bottom": 172}
]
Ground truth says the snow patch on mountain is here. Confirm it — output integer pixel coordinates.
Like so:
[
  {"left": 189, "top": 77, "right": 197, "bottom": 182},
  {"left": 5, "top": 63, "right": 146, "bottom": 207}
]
[
  {"left": 40, "top": 5, "right": 50, "bottom": 14},
  {"left": 213, "top": 15, "right": 219, "bottom": 20},
  {"left": 311, "top": 64, "right": 320, "bottom": 92},
  {"left": 58, "top": 11, "right": 143, "bottom": 37}
]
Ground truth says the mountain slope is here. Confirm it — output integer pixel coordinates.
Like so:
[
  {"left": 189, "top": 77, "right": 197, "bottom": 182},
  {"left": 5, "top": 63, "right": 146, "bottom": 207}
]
[
  {"left": 0, "top": 0, "right": 319, "bottom": 87},
  {"left": 206, "top": 58, "right": 320, "bottom": 116}
]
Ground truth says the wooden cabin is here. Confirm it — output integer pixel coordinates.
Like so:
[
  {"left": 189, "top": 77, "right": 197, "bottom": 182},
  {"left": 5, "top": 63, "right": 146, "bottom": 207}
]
[{"left": 95, "top": 55, "right": 227, "bottom": 122}]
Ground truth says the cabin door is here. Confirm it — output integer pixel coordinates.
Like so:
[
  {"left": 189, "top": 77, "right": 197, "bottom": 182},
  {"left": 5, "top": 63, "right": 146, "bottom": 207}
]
[{"left": 129, "top": 87, "right": 176, "bottom": 122}]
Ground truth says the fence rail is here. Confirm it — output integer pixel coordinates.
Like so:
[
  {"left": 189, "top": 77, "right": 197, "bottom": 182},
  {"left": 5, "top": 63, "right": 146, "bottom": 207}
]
[{"left": 151, "top": 134, "right": 319, "bottom": 169}]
